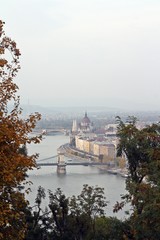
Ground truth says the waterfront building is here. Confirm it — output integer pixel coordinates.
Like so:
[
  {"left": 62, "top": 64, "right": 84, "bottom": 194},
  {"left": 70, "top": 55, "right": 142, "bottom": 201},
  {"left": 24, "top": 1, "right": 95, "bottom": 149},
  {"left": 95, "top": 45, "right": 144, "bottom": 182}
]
[
  {"left": 70, "top": 112, "right": 93, "bottom": 147},
  {"left": 101, "top": 143, "right": 115, "bottom": 160},
  {"left": 71, "top": 112, "right": 117, "bottom": 162},
  {"left": 105, "top": 124, "right": 117, "bottom": 137},
  {"left": 75, "top": 133, "right": 96, "bottom": 153},
  {"left": 89, "top": 140, "right": 94, "bottom": 154},
  {"left": 75, "top": 136, "right": 84, "bottom": 151},
  {"left": 79, "top": 112, "right": 93, "bottom": 133},
  {"left": 93, "top": 142, "right": 100, "bottom": 156},
  {"left": 93, "top": 142, "right": 115, "bottom": 161},
  {"left": 83, "top": 139, "right": 90, "bottom": 153}
]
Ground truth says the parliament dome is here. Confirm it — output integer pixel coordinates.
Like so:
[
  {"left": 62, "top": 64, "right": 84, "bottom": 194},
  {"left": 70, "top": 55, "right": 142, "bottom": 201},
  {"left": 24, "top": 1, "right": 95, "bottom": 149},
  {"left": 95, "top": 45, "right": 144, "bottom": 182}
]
[{"left": 81, "top": 112, "right": 91, "bottom": 125}]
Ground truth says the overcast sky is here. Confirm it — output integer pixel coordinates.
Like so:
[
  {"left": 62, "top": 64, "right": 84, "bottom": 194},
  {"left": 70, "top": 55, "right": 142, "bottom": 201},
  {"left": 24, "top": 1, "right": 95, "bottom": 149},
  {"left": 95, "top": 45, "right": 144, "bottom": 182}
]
[{"left": 1, "top": 0, "right": 160, "bottom": 110}]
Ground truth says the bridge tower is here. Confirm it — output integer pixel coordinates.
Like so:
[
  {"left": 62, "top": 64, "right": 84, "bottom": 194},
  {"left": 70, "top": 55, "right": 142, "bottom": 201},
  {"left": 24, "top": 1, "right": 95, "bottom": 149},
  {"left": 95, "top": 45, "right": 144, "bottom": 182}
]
[{"left": 57, "top": 153, "right": 66, "bottom": 174}]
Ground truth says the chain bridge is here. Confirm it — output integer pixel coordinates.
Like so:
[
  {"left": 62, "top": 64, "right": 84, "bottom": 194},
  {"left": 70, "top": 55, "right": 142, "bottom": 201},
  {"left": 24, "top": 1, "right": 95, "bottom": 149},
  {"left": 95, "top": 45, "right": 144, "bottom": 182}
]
[{"left": 37, "top": 153, "right": 110, "bottom": 174}]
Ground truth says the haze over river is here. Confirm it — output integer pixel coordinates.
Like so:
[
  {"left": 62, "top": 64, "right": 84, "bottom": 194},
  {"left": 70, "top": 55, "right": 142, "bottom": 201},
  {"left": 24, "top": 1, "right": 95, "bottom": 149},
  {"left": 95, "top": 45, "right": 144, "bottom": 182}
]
[{"left": 27, "top": 135, "right": 128, "bottom": 219}]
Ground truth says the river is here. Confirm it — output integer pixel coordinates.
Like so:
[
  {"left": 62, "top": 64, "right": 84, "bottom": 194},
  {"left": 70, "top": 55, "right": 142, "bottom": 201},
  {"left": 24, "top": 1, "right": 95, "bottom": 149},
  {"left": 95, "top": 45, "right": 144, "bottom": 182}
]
[{"left": 26, "top": 134, "right": 128, "bottom": 219}]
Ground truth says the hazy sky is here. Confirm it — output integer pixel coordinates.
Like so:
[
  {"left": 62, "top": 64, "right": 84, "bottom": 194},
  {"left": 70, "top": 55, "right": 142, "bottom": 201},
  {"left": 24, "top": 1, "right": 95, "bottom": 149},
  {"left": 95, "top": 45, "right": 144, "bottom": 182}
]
[{"left": 1, "top": 0, "right": 160, "bottom": 110}]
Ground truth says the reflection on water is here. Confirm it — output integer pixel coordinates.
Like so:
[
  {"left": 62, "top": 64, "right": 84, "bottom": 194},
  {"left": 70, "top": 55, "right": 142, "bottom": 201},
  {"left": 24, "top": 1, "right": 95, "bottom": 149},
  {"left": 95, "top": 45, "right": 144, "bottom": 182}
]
[{"left": 27, "top": 135, "right": 128, "bottom": 219}]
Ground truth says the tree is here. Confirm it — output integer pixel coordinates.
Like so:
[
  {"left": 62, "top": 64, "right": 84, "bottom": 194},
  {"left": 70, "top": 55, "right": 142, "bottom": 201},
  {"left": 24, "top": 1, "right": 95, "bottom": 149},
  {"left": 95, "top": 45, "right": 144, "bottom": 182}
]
[
  {"left": 25, "top": 187, "right": 50, "bottom": 240},
  {"left": 94, "top": 216, "right": 125, "bottom": 240},
  {"left": 48, "top": 184, "right": 107, "bottom": 239},
  {"left": 69, "top": 184, "right": 108, "bottom": 239},
  {"left": 70, "top": 184, "right": 107, "bottom": 218},
  {"left": 25, "top": 185, "right": 108, "bottom": 240},
  {"left": 115, "top": 116, "right": 160, "bottom": 239},
  {"left": 0, "top": 20, "right": 41, "bottom": 240},
  {"left": 48, "top": 188, "right": 69, "bottom": 239}
]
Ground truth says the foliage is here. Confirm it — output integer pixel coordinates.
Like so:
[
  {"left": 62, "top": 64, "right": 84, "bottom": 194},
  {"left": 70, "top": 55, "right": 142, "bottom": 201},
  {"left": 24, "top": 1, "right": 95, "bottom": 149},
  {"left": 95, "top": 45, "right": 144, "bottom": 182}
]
[
  {"left": 25, "top": 187, "right": 50, "bottom": 240},
  {"left": 115, "top": 116, "right": 160, "bottom": 239},
  {"left": 25, "top": 185, "right": 109, "bottom": 240},
  {"left": 70, "top": 184, "right": 107, "bottom": 218},
  {"left": 94, "top": 216, "right": 125, "bottom": 240},
  {"left": 0, "top": 20, "right": 41, "bottom": 240}
]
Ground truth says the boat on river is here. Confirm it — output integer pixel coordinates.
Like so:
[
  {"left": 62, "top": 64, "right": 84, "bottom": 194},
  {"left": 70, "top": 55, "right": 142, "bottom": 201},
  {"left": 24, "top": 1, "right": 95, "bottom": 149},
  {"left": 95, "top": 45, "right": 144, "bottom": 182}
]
[{"left": 107, "top": 168, "right": 119, "bottom": 175}]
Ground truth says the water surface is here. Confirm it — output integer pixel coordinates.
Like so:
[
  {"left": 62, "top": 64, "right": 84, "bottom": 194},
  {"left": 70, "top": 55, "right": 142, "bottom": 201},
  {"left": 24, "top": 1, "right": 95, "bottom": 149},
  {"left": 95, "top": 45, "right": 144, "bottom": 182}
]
[{"left": 27, "top": 135, "right": 128, "bottom": 219}]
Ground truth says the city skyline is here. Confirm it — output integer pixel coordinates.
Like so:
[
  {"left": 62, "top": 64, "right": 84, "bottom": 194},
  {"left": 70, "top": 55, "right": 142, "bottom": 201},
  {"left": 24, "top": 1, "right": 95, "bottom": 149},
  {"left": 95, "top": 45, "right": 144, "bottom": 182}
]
[{"left": 1, "top": 0, "right": 160, "bottom": 111}]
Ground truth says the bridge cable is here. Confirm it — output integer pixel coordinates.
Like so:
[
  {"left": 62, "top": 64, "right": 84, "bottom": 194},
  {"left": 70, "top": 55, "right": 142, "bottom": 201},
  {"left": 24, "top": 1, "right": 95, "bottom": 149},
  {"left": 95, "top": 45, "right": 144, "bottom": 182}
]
[{"left": 37, "top": 155, "right": 58, "bottom": 162}]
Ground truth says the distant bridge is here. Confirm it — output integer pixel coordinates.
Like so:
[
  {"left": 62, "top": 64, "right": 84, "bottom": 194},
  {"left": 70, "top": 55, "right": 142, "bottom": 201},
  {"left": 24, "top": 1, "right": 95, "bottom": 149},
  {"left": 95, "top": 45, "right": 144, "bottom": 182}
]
[{"left": 33, "top": 128, "right": 68, "bottom": 135}]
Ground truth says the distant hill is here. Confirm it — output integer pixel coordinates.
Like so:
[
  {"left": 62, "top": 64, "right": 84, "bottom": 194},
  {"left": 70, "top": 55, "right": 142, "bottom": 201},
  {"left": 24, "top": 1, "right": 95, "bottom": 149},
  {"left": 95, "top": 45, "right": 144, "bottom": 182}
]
[{"left": 19, "top": 105, "right": 121, "bottom": 115}]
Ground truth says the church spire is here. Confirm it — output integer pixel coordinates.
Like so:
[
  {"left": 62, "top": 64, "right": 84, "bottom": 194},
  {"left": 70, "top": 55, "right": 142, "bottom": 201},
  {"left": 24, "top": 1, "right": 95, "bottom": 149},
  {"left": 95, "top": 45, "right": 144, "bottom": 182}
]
[{"left": 72, "top": 119, "right": 77, "bottom": 133}]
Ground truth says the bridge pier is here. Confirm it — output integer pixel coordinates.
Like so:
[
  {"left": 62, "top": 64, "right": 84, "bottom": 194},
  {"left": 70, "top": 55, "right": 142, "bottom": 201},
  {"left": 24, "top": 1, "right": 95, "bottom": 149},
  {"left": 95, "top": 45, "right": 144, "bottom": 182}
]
[{"left": 57, "top": 153, "right": 66, "bottom": 174}]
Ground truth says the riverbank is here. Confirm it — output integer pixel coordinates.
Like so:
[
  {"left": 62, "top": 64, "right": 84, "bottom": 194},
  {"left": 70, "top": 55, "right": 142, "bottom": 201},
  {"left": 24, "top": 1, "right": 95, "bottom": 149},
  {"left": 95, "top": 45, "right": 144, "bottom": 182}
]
[
  {"left": 27, "top": 135, "right": 127, "bottom": 219},
  {"left": 58, "top": 143, "right": 128, "bottom": 178}
]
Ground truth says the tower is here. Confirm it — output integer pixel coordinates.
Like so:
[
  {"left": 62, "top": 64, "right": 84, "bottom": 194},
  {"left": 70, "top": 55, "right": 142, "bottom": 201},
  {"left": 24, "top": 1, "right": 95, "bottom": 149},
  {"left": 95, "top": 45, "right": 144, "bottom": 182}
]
[
  {"left": 57, "top": 153, "right": 66, "bottom": 174},
  {"left": 72, "top": 119, "right": 78, "bottom": 133}
]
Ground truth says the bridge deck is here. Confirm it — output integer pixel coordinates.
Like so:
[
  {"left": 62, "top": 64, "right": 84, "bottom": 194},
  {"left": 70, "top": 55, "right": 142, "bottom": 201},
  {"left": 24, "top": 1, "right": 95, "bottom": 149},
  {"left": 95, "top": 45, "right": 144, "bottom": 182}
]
[{"left": 37, "top": 162, "right": 110, "bottom": 167}]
